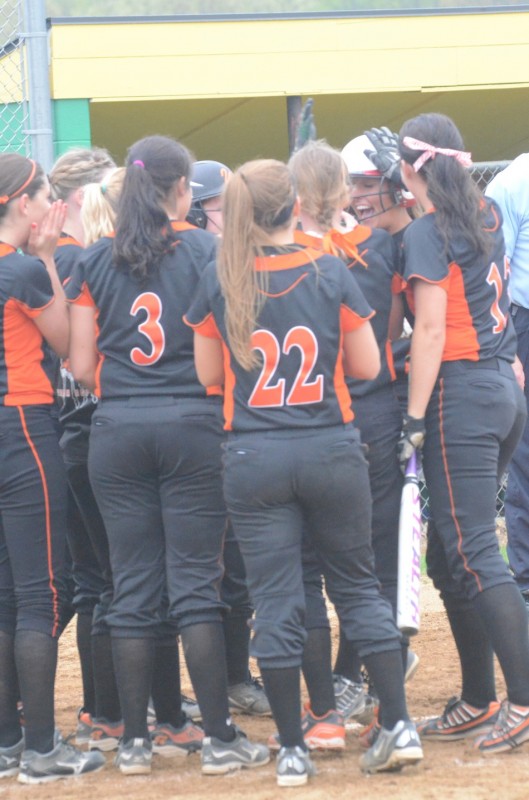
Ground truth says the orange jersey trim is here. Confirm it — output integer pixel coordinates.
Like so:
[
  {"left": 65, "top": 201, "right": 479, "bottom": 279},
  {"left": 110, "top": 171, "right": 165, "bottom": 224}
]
[
  {"left": 57, "top": 234, "right": 82, "bottom": 248},
  {"left": 392, "top": 273, "right": 405, "bottom": 295},
  {"left": 334, "top": 328, "right": 354, "bottom": 424},
  {"left": 222, "top": 342, "right": 236, "bottom": 431},
  {"left": 254, "top": 247, "right": 322, "bottom": 272},
  {"left": 183, "top": 311, "right": 221, "bottom": 339},
  {"left": 340, "top": 304, "right": 375, "bottom": 332},
  {"left": 294, "top": 227, "right": 371, "bottom": 268},
  {"left": 0, "top": 243, "right": 16, "bottom": 257},
  {"left": 67, "top": 280, "right": 96, "bottom": 308},
  {"left": 170, "top": 220, "right": 198, "bottom": 233},
  {"left": 385, "top": 338, "right": 397, "bottom": 382},
  {"left": 18, "top": 406, "right": 61, "bottom": 635},
  {"left": 3, "top": 296, "right": 55, "bottom": 405}
]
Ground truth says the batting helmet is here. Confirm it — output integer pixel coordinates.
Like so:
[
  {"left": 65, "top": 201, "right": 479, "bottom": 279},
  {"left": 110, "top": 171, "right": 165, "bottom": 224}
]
[{"left": 187, "top": 160, "right": 232, "bottom": 229}]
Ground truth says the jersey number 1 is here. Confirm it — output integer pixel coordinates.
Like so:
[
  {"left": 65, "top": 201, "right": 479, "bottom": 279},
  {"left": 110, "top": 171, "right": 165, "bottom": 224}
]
[
  {"left": 130, "top": 292, "right": 166, "bottom": 366},
  {"left": 248, "top": 326, "right": 324, "bottom": 408}
]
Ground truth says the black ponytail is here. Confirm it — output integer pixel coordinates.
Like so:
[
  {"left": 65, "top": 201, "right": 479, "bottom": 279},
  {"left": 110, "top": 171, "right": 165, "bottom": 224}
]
[
  {"left": 399, "top": 113, "right": 490, "bottom": 259},
  {"left": 113, "top": 135, "right": 193, "bottom": 281}
]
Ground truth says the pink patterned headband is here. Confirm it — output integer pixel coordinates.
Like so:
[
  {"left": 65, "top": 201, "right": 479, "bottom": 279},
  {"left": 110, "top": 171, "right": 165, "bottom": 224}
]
[{"left": 403, "top": 136, "right": 473, "bottom": 172}]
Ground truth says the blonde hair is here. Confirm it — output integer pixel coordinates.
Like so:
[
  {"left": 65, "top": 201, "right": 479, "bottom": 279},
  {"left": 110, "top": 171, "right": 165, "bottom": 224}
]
[
  {"left": 289, "top": 140, "right": 349, "bottom": 233},
  {"left": 49, "top": 147, "right": 116, "bottom": 201},
  {"left": 218, "top": 159, "right": 296, "bottom": 370},
  {"left": 81, "top": 168, "right": 125, "bottom": 246}
]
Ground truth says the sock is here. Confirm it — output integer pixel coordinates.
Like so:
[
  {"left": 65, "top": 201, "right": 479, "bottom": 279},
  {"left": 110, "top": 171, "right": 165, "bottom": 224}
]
[
  {"left": 443, "top": 601, "right": 496, "bottom": 708},
  {"left": 333, "top": 628, "right": 362, "bottom": 683},
  {"left": 15, "top": 630, "right": 57, "bottom": 753},
  {"left": 261, "top": 666, "right": 305, "bottom": 749},
  {"left": 151, "top": 638, "right": 184, "bottom": 728},
  {"left": 111, "top": 637, "right": 154, "bottom": 742},
  {"left": 223, "top": 614, "right": 251, "bottom": 686},
  {"left": 76, "top": 613, "right": 96, "bottom": 716},
  {"left": 180, "top": 622, "right": 233, "bottom": 741},
  {"left": 473, "top": 583, "right": 529, "bottom": 706},
  {"left": 362, "top": 649, "right": 408, "bottom": 730},
  {"left": 302, "top": 627, "right": 335, "bottom": 717},
  {"left": 92, "top": 634, "right": 121, "bottom": 722},
  {"left": 0, "top": 631, "right": 22, "bottom": 746}
]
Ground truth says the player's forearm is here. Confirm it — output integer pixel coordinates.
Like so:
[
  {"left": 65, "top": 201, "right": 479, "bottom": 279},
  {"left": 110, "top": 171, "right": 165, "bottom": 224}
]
[{"left": 407, "top": 322, "right": 445, "bottom": 419}]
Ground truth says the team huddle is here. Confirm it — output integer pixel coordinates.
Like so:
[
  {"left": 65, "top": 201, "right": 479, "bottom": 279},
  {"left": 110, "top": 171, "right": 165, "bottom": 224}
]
[{"left": 1, "top": 111, "right": 529, "bottom": 790}]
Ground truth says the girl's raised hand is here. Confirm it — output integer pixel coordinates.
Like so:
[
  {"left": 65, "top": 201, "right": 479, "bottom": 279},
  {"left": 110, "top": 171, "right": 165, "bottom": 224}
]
[{"left": 27, "top": 200, "right": 67, "bottom": 262}]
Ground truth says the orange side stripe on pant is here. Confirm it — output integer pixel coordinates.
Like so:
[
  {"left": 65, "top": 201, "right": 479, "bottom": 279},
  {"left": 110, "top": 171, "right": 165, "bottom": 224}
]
[
  {"left": 18, "top": 407, "right": 60, "bottom": 636},
  {"left": 438, "top": 378, "right": 483, "bottom": 592}
]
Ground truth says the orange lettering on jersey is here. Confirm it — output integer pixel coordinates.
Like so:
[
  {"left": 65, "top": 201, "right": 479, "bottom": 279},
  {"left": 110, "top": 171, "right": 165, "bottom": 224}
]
[
  {"left": 486, "top": 262, "right": 507, "bottom": 334},
  {"left": 248, "top": 330, "right": 285, "bottom": 407},
  {"left": 284, "top": 326, "right": 324, "bottom": 405},
  {"left": 248, "top": 326, "right": 324, "bottom": 408},
  {"left": 130, "top": 292, "right": 166, "bottom": 366}
]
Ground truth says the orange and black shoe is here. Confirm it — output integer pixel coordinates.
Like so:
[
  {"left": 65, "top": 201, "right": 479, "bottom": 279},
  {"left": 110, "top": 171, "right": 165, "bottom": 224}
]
[
  {"left": 268, "top": 703, "right": 345, "bottom": 752},
  {"left": 476, "top": 700, "right": 529, "bottom": 754},
  {"left": 151, "top": 719, "right": 204, "bottom": 757},
  {"left": 88, "top": 718, "right": 124, "bottom": 751},
  {"left": 359, "top": 706, "right": 381, "bottom": 749},
  {"left": 75, "top": 708, "right": 94, "bottom": 746},
  {"left": 417, "top": 696, "right": 500, "bottom": 741}
]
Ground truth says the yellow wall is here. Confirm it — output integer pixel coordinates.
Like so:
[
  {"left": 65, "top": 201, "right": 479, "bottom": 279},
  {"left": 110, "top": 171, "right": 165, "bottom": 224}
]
[
  {"left": 48, "top": 11, "right": 529, "bottom": 163},
  {"left": 49, "top": 12, "right": 529, "bottom": 101}
]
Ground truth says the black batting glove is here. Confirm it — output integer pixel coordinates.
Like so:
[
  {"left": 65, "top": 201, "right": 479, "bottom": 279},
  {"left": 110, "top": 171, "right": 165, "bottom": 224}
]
[
  {"left": 364, "top": 126, "right": 405, "bottom": 189},
  {"left": 397, "top": 414, "right": 426, "bottom": 473}
]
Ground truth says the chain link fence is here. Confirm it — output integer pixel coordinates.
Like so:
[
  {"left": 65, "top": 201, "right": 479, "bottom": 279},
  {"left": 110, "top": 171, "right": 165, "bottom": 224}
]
[{"left": 0, "top": 0, "right": 30, "bottom": 156}]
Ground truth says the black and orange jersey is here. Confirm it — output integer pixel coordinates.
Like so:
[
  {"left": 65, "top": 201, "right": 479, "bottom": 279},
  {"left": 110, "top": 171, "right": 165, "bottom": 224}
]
[
  {"left": 0, "top": 243, "right": 56, "bottom": 406},
  {"left": 294, "top": 226, "right": 396, "bottom": 396},
  {"left": 403, "top": 199, "right": 517, "bottom": 363},
  {"left": 54, "top": 233, "right": 83, "bottom": 286},
  {"left": 185, "top": 244, "right": 375, "bottom": 432},
  {"left": 66, "top": 222, "right": 218, "bottom": 400}
]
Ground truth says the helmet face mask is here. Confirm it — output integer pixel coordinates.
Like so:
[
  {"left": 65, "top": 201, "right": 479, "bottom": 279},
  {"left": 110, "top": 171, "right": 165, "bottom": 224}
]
[{"left": 348, "top": 174, "right": 401, "bottom": 223}]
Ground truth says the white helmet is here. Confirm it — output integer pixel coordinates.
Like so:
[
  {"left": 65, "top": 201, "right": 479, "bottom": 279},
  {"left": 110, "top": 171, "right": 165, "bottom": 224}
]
[
  {"left": 341, "top": 134, "right": 415, "bottom": 219},
  {"left": 341, "top": 134, "right": 381, "bottom": 177}
]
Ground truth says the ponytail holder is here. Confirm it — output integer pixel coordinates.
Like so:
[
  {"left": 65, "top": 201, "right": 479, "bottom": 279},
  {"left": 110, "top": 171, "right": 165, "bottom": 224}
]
[
  {"left": 100, "top": 183, "right": 107, "bottom": 195},
  {"left": 132, "top": 160, "right": 145, "bottom": 168},
  {"left": 0, "top": 195, "right": 9, "bottom": 205}
]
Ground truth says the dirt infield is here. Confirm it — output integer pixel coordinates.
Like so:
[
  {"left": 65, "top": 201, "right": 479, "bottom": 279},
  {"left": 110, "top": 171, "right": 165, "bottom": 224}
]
[{"left": 3, "top": 575, "right": 528, "bottom": 800}]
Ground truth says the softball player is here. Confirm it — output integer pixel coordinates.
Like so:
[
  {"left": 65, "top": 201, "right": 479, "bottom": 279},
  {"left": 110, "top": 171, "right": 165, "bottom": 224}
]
[
  {"left": 185, "top": 159, "right": 271, "bottom": 718},
  {"left": 0, "top": 153, "right": 104, "bottom": 783},
  {"left": 49, "top": 148, "right": 119, "bottom": 746},
  {"left": 67, "top": 135, "right": 267, "bottom": 777},
  {"left": 289, "top": 140, "right": 410, "bottom": 723},
  {"left": 398, "top": 112, "right": 529, "bottom": 753},
  {"left": 186, "top": 158, "right": 422, "bottom": 786}
]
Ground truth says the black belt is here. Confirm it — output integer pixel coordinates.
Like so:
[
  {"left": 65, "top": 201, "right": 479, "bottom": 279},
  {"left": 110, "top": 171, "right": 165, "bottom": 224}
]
[{"left": 439, "top": 357, "right": 511, "bottom": 376}]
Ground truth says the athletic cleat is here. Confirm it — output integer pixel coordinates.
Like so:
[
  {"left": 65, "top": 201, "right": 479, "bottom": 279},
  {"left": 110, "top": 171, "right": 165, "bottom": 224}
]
[
  {"left": 75, "top": 708, "right": 93, "bottom": 746},
  {"left": 355, "top": 693, "right": 377, "bottom": 726},
  {"left": 228, "top": 677, "right": 271, "bottom": 716},
  {"left": 18, "top": 732, "right": 105, "bottom": 784},
  {"left": 268, "top": 704, "right": 345, "bottom": 752},
  {"left": 151, "top": 719, "right": 204, "bottom": 757},
  {"left": 359, "top": 708, "right": 381, "bottom": 749},
  {"left": 360, "top": 720, "right": 423, "bottom": 774},
  {"left": 476, "top": 700, "right": 529, "bottom": 754},
  {"left": 276, "top": 745, "right": 317, "bottom": 788},
  {"left": 417, "top": 696, "right": 500, "bottom": 741},
  {"left": 333, "top": 674, "right": 367, "bottom": 721},
  {"left": 0, "top": 737, "right": 24, "bottom": 779},
  {"left": 88, "top": 718, "right": 124, "bottom": 751},
  {"left": 114, "top": 737, "right": 152, "bottom": 775},
  {"left": 201, "top": 729, "right": 270, "bottom": 774},
  {"left": 181, "top": 694, "right": 202, "bottom": 722},
  {"left": 405, "top": 650, "right": 420, "bottom": 683}
]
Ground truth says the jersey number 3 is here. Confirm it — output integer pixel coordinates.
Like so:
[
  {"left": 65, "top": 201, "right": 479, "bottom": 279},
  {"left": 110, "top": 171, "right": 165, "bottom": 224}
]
[
  {"left": 249, "top": 326, "right": 324, "bottom": 408},
  {"left": 130, "top": 292, "right": 166, "bottom": 366}
]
